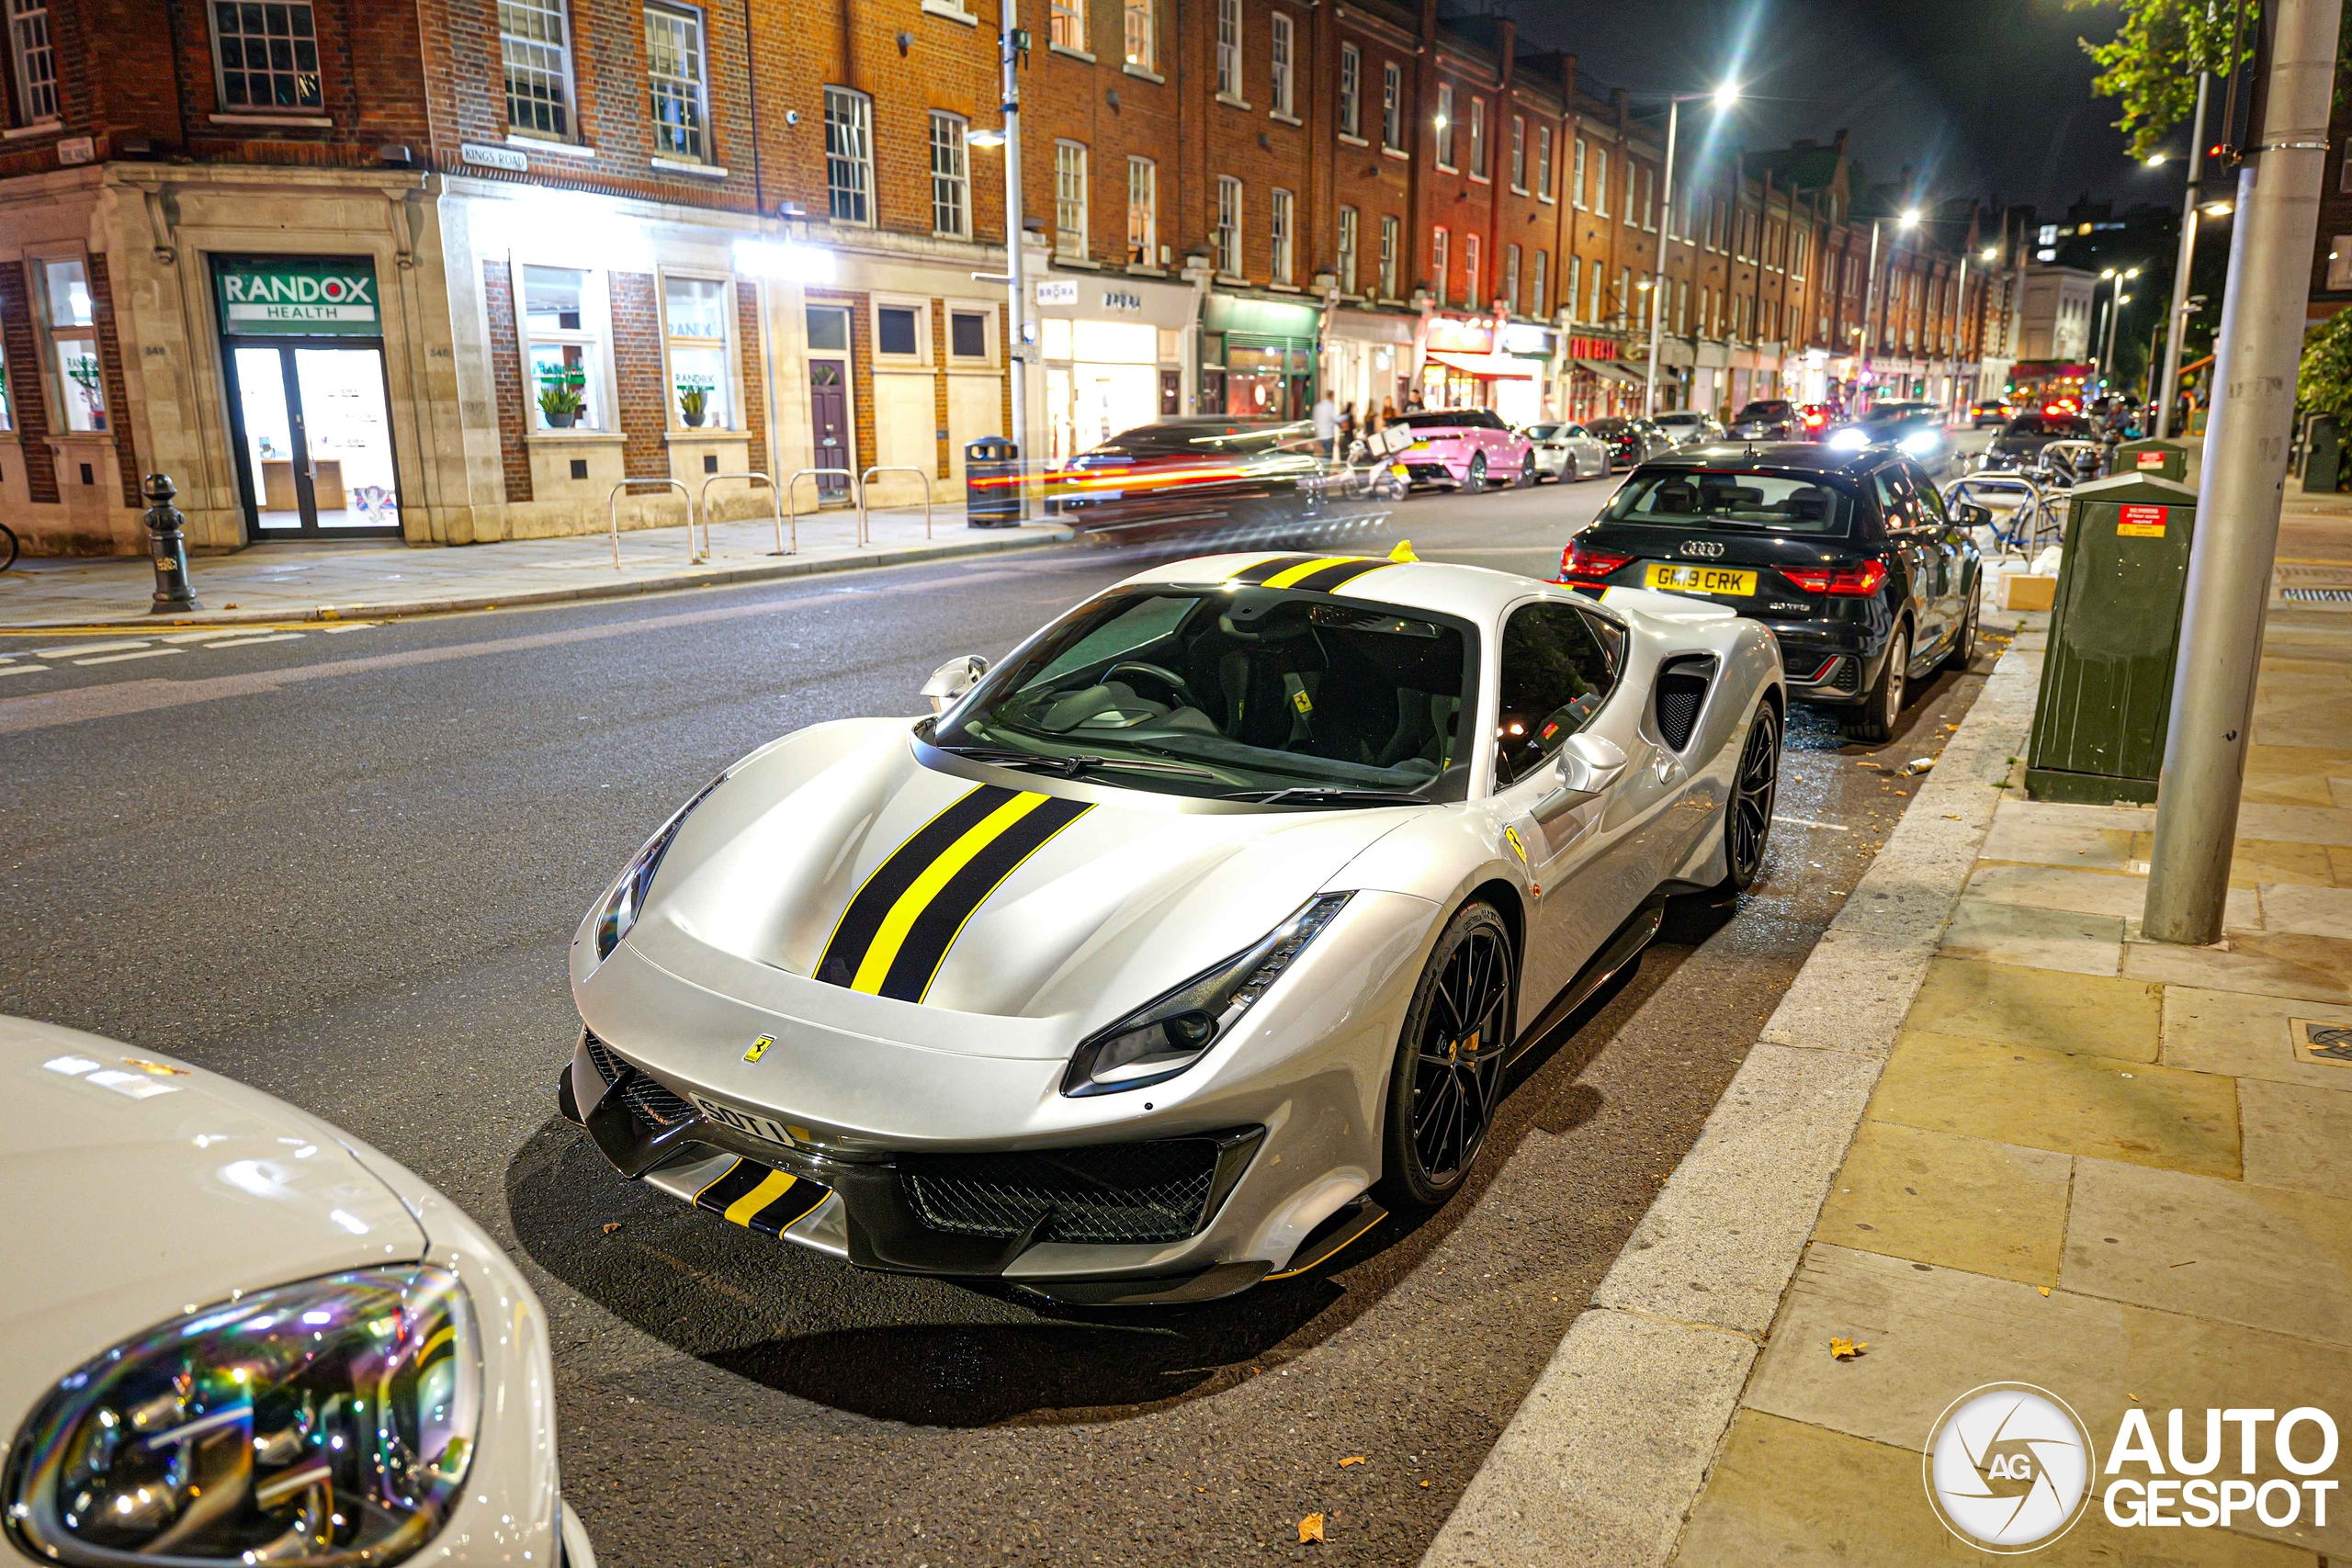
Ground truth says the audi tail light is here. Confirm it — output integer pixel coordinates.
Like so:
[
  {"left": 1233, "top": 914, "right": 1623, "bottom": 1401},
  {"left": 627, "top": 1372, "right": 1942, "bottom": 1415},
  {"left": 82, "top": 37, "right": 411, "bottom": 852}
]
[
  {"left": 1559, "top": 541, "right": 1634, "bottom": 583},
  {"left": 1782, "top": 559, "right": 1888, "bottom": 596}
]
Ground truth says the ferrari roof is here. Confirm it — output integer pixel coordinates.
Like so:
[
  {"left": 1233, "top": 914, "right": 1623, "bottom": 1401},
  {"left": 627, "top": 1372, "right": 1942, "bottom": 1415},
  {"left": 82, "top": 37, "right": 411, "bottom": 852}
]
[{"left": 1115, "top": 548, "right": 1573, "bottom": 624}]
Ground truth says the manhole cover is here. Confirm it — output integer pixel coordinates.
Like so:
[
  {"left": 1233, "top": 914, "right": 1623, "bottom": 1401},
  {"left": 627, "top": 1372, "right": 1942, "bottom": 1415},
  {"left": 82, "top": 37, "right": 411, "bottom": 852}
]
[{"left": 2303, "top": 1022, "right": 2352, "bottom": 1062}]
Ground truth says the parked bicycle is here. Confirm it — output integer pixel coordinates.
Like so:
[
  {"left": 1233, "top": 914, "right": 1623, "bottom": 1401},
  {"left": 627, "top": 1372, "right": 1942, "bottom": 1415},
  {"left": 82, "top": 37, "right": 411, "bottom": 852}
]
[
  {"left": 0, "top": 519, "right": 17, "bottom": 571},
  {"left": 1944, "top": 473, "right": 2064, "bottom": 558}
]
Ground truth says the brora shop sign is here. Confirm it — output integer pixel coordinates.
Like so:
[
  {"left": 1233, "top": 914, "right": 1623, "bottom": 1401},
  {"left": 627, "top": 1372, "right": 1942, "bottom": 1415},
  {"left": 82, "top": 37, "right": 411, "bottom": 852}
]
[{"left": 215, "top": 257, "right": 381, "bottom": 336}]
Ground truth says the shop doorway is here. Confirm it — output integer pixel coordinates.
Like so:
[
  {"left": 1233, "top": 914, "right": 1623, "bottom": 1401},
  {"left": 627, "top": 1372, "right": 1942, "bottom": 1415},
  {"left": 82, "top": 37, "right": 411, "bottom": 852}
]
[
  {"left": 226, "top": 344, "right": 402, "bottom": 536},
  {"left": 806, "top": 305, "right": 854, "bottom": 500},
  {"left": 214, "top": 255, "right": 401, "bottom": 541}
]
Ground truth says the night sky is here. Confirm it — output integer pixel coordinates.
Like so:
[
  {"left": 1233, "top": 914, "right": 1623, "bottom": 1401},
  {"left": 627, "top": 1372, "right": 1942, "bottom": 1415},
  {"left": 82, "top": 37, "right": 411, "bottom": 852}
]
[{"left": 1472, "top": 0, "right": 2176, "bottom": 218}]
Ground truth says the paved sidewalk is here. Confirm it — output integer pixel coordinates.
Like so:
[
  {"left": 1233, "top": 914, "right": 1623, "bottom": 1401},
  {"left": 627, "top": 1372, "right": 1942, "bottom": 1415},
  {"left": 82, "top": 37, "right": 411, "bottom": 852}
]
[
  {"left": 1661, "top": 600, "right": 2352, "bottom": 1562},
  {"left": 0, "top": 505, "right": 1067, "bottom": 629}
]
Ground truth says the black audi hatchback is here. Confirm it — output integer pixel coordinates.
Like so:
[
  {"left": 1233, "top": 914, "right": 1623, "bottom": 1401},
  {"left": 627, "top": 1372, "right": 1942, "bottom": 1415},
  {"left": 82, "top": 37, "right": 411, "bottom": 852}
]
[{"left": 1557, "top": 442, "right": 1983, "bottom": 740}]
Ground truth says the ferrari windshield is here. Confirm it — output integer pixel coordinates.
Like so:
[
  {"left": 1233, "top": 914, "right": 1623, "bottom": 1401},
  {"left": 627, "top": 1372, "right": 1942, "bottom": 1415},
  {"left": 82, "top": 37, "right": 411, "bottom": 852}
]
[
  {"left": 1600, "top": 469, "right": 1855, "bottom": 535},
  {"left": 932, "top": 586, "right": 1479, "bottom": 803}
]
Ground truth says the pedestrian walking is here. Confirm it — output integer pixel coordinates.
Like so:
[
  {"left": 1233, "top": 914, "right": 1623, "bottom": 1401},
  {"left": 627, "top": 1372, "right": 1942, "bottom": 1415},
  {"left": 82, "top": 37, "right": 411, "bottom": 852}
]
[
  {"left": 1312, "top": 390, "right": 1339, "bottom": 460},
  {"left": 1338, "top": 401, "right": 1359, "bottom": 462}
]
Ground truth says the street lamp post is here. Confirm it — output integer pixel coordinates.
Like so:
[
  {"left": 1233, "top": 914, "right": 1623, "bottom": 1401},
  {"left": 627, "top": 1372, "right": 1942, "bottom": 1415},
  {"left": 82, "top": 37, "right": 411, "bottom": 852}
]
[
  {"left": 1642, "top": 83, "right": 1737, "bottom": 420},
  {"left": 1856, "top": 209, "right": 1917, "bottom": 412},
  {"left": 2156, "top": 71, "right": 2212, "bottom": 438},
  {"left": 2093, "top": 266, "right": 2140, "bottom": 398},
  {"left": 1000, "top": 6, "right": 1029, "bottom": 461}
]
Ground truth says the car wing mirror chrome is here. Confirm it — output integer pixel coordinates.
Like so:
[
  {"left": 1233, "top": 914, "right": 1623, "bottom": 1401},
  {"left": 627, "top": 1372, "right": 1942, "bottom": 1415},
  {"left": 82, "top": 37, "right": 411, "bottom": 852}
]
[
  {"left": 922, "top": 653, "right": 991, "bottom": 714},
  {"left": 1554, "top": 732, "right": 1629, "bottom": 796}
]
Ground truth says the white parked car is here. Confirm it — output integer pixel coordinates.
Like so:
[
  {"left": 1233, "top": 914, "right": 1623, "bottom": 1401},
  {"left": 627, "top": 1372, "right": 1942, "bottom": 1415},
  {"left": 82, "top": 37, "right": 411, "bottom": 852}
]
[
  {"left": 1520, "top": 422, "right": 1614, "bottom": 482},
  {"left": 1650, "top": 412, "right": 1726, "bottom": 447},
  {"left": 0, "top": 1016, "right": 594, "bottom": 1568}
]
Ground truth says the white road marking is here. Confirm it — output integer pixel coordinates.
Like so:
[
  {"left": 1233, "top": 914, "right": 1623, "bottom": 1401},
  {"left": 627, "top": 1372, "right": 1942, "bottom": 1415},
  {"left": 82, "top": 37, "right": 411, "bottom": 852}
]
[
  {"left": 34, "top": 639, "right": 150, "bottom": 657},
  {"left": 201, "top": 633, "right": 306, "bottom": 649},
  {"left": 1773, "top": 816, "right": 1850, "bottom": 832},
  {"left": 0, "top": 664, "right": 47, "bottom": 678},
  {"left": 320, "top": 623, "right": 373, "bottom": 633},
  {"left": 75, "top": 648, "right": 187, "bottom": 666}
]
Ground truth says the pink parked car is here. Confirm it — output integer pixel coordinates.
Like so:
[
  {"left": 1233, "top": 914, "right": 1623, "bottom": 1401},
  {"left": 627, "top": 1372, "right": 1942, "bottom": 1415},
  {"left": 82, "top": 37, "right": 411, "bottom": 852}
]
[{"left": 1378, "top": 408, "right": 1537, "bottom": 492}]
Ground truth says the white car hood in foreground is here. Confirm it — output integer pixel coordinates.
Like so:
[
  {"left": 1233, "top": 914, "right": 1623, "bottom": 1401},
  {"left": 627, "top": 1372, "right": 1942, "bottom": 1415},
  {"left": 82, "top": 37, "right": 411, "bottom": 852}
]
[
  {"left": 613, "top": 720, "right": 1416, "bottom": 1049},
  {"left": 0, "top": 1017, "right": 427, "bottom": 1437}
]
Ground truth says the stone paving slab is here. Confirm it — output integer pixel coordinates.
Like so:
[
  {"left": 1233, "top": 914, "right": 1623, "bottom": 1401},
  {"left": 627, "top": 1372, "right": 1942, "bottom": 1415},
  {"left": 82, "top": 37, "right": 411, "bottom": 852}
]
[{"left": 0, "top": 510, "right": 1067, "bottom": 628}]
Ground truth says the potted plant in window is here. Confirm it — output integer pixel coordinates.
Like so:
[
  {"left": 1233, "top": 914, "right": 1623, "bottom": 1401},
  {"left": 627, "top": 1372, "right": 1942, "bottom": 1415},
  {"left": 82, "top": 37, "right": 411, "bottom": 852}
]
[
  {"left": 676, "top": 374, "right": 714, "bottom": 429},
  {"left": 537, "top": 364, "right": 586, "bottom": 429},
  {"left": 66, "top": 355, "right": 104, "bottom": 429}
]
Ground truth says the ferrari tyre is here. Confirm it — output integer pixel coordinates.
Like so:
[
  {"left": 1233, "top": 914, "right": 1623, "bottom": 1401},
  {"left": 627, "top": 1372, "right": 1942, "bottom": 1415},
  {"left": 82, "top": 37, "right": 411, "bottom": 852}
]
[
  {"left": 1841, "top": 621, "right": 1909, "bottom": 743},
  {"left": 1718, "top": 703, "right": 1781, "bottom": 892},
  {"left": 1376, "top": 901, "right": 1515, "bottom": 1211}
]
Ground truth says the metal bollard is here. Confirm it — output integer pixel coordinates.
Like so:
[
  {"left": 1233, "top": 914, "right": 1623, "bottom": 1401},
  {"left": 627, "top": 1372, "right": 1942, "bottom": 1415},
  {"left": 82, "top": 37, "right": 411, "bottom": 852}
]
[{"left": 142, "top": 473, "right": 199, "bottom": 614}]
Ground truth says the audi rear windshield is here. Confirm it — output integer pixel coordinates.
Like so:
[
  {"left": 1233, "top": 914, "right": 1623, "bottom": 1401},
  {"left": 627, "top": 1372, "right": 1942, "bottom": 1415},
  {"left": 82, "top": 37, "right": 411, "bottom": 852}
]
[{"left": 1599, "top": 470, "right": 1855, "bottom": 536}]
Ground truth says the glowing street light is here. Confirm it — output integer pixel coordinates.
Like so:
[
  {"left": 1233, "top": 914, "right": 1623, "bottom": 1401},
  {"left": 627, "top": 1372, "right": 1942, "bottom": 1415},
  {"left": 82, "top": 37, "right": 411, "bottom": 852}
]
[
  {"left": 1712, "top": 81, "right": 1740, "bottom": 111},
  {"left": 2146, "top": 152, "right": 2168, "bottom": 167},
  {"left": 1638, "top": 80, "right": 1739, "bottom": 417},
  {"left": 2203, "top": 201, "right": 2234, "bottom": 218},
  {"left": 1900, "top": 209, "right": 1921, "bottom": 228}
]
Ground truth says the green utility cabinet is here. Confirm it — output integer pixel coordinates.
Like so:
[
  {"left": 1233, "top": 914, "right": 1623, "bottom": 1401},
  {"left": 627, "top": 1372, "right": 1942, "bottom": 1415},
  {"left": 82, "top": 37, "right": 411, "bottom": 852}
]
[
  {"left": 2024, "top": 474, "right": 2199, "bottom": 805},
  {"left": 2112, "top": 437, "right": 2188, "bottom": 482}
]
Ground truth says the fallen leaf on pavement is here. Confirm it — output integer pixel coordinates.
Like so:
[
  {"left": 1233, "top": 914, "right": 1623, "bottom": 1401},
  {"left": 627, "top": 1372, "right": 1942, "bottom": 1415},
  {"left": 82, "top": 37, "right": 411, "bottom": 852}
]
[
  {"left": 1339, "top": 1457, "right": 1367, "bottom": 1468},
  {"left": 602, "top": 1223, "right": 621, "bottom": 1234},
  {"left": 1300, "top": 1514, "right": 1326, "bottom": 1544},
  {"left": 1828, "top": 1337, "right": 1869, "bottom": 1360},
  {"left": 2038, "top": 1286, "right": 2051, "bottom": 1296}
]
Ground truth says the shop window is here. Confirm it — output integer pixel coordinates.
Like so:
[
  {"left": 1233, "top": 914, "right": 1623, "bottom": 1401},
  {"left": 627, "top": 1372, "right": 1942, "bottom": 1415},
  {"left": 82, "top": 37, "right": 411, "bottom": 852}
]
[
  {"left": 1049, "top": 0, "right": 1083, "bottom": 51},
  {"left": 42, "top": 257, "right": 102, "bottom": 433},
  {"left": 1215, "top": 0, "right": 1239, "bottom": 99},
  {"left": 876, "top": 303, "right": 922, "bottom": 358},
  {"left": 825, "top": 86, "right": 873, "bottom": 224},
  {"left": 8, "top": 0, "right": 55, "bottom": 124},
  {"left": 1468, "top": 97, "right": 1486, "bottom": 180},
  {"left": 211, "top": 0, "right": 321, "bottom": 112},
  {"left": 1054, "top": 141, "right": 1089, "bottom": 259},
  {"left": 932, "top": 112, "right": 969, "bottom": 238},
  {"left": 1380, "top": 62, "right": 1401, "bottom": 152},
  {"left": 1337, "top": 207, "right": 1358, "bottom": 296},
  {"left": 1378, "top": 214, "right": 1398, "bottom": 299},
  {"left": 949, "top": 310, "right": 989, "bottom": 361},
  {"left": 2330, "top": 236, "right": 2352, "bottom": 291},
  {"left": 664, "top": 275, "right": 731, "bottom": 429},
  {"left": 522, "top": 265, "right": 601, "bottom": 431},
  {"left": 1435, "top": 85, "right": 1453, "bottom": 171},
  {"left": 1216, "top": 176, "right": 1241, "bottom": 276},
  {"left": 1537, "top": 125, "right": 1554, "bottom": 202},
  {"left": 1430, "top": 227, "right": 1447, "bottom": 308},
  {"left": 1509, "top": 116, "right": 1525, "bottom": 192},
  {"left": 1270, "top": 187, "right": 1294, "bottom": 285},
  {"left": 643, "top": 3, "right": 707, "bottom": 163},
  {"left": 1269, "top": 12, "right": 1292, "bottom": 118},
  {"left": 1338, "top": 44, "right": 1359, "bottom": 138},
  {"left": 1126, "top": 156, "right": 1156, "bottom": 265},
  {"left": 1123, "top": 0, "right": 1152, "bottom": 70},
  {"left": 501, "top": 0, "right": 574, "bottom": 140}
]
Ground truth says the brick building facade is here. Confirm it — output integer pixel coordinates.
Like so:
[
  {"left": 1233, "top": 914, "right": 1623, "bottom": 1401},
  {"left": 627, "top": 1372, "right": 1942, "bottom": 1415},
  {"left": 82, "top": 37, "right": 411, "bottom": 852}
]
[{"left": 0, "top": 0, "right": 2012, "bottom": 558}]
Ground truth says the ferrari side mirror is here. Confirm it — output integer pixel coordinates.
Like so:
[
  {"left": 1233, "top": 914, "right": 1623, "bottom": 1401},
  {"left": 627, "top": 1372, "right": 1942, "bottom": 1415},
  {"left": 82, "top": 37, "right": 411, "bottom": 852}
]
[
  {"left": 922, "top": 653, "right": 990, "bottom": 714},
  {"left": 1555, "top": 732, "right": 1629, "bottom": 795}
]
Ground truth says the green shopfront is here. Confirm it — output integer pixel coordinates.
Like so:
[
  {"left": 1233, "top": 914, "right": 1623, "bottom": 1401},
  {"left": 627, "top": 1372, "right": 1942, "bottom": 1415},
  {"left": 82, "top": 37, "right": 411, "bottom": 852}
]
[
  {"left": 1201, "top": 295, "right": 1321, "bottom": 419},
  {"left": 214, "top": 255, "right": 403, "bottom": 539}
]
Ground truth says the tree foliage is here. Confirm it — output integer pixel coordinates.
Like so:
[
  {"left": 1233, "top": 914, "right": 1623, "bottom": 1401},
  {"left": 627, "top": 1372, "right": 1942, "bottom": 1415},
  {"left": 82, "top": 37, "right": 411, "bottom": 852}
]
[
  {"left": 2071, "top": 0, "right": 2259, "bottom": 160},
  {"left": 2299, "top": 309, "right": 2352, "bottom": 425}
]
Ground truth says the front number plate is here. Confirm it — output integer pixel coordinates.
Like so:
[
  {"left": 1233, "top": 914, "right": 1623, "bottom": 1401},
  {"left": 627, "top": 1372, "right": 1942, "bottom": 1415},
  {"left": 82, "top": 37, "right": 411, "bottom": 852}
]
[
  {"left": 689, "top": 1092, "right": 798, "bottom": 1148},
  {"left": 1645, "top": 562, "right": 1758, "bottom": 596}
]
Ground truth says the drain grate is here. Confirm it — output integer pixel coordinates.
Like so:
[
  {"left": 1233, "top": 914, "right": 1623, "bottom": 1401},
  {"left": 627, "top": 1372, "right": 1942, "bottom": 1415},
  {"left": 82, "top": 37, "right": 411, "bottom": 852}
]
[{"left": 2281, "top": 587, "right": 2352, "bottom": 603}]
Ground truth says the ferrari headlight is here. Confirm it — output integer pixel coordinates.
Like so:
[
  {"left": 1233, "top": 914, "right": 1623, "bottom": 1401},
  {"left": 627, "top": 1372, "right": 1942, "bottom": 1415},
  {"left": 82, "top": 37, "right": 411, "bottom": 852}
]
[
  {"left": 5, "top": 1267, "right": 480, "bottom": 1568},
  {"left": 1062, "top": 894, "right": 1350, "bottom": 1097},
  {"left": 594, "top": 773, "right": 727, "bottom": 962}
]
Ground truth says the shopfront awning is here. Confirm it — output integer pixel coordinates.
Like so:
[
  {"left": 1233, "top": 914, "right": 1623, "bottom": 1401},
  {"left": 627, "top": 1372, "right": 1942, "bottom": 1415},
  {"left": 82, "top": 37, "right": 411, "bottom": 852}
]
[
  {"left": 1428, "top": 349, "right": 1542, "bottom": 379},
  {"left": 1574, "top": 357, "right": 1647, "bottom": 388}
]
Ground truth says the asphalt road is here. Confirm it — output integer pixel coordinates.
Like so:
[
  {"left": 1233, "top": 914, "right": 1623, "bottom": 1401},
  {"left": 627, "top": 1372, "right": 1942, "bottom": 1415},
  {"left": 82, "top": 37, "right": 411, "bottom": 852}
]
[{"left": 0, "top": 456, "right": 2005, "bottom": 1568}]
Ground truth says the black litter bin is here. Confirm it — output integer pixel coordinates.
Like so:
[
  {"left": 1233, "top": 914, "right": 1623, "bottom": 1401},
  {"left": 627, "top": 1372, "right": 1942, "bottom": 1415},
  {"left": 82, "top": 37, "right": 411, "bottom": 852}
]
[
  {"left": 965, "top": 436, "right": 1023, "bottom": 527},
  {"left": 2306, "top": 417, "right": 2345, "bottom": 495}
]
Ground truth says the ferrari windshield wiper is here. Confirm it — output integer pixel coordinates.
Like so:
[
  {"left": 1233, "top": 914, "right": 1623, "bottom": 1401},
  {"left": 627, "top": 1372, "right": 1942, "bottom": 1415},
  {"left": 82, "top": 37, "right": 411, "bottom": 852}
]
[
  {"left": 1220, "top": 786, "right": 1430, "bottom": 807},
  {"left": 934, "top": 744, "right": 1216, "bottom": 779}
]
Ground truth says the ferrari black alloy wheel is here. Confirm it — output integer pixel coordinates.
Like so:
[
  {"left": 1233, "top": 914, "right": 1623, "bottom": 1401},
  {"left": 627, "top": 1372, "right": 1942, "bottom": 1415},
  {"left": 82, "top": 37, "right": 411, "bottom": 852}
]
[
  {"left": 1380, "top": 901, "right": 1514, "bottom": 1209},
  {"left": 1723, "top": 704, "right": 1781, "bottom": 891}
]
